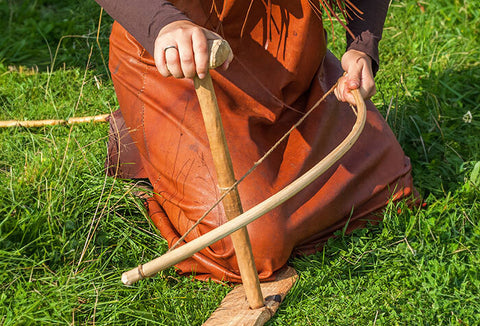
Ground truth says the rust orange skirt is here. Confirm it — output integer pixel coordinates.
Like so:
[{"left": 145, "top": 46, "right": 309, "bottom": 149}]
[{"left": 106, "top": 16, "right": 415, "bottom": 282}]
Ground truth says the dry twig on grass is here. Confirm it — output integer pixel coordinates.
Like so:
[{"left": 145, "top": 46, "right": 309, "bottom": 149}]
[{"left": 0, "top": 114, "right": 109, "bottom": 128}]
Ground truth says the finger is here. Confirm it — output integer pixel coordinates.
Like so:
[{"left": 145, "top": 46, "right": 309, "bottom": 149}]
[
  {"left": 221, "top": 50, "right": 234, "bottom": 71},
  {"left": 335, "top": 76, "right": 346, "bottom": 102},
  {"left": 191, "top": 28, "right": 208, "bottom": 79},
  {"left": 177, "top": 39, "right": 196, "bottom": 79},
  {"left": 343, "top": 65, "right": 363, "bottom": 105},
  {"left": 344, "top": 65, "right": 361, "bottom": 89},
  {"left": 334, "top": 86, "right": 340, "bottom": 102},
  {"left": 343, "top": 89, "right": 356, "bottom": 106},
  {"left": 347, "top": 77, "right": 360, "bottom": 90},
  {"left": 165, "top": 46, "right": 184, "bottom": 78},
  {"left": 154, "top": 42, "right": 172, "bottom": 77}
]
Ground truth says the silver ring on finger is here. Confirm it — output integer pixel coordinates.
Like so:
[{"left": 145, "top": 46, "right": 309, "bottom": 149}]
[{"left": 163, "top": 45, "right": 178, "bottom": 54}]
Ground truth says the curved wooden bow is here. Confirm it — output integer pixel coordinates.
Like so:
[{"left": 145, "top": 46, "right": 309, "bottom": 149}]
[{"left": 121, "top": 88, "right": 366, "bottom": 285}]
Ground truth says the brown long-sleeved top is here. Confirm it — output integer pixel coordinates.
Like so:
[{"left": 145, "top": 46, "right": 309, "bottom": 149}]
[{"left": 96, "top": 0, "right": 389, "bottom": 73}]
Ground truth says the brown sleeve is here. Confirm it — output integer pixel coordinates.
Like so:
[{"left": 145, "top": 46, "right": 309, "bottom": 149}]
[
  {"left": 95, "top": 0, "right": 191, "bottom": 56},
  {"left": 346, "top": 0, "right": 390, "bottom": 75}
]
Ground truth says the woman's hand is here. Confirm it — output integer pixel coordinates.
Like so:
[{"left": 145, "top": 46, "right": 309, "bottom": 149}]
[
  {"left": 154, "top": 20, "right": 233, "bottom": 79},
  {"left": 334, "top": 49, "right": 376, "bottom": 105}
]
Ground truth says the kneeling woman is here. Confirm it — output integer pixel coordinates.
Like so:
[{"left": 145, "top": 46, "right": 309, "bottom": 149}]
[{"left": 97, "top": 0, "right": 416, "bottom": 282}]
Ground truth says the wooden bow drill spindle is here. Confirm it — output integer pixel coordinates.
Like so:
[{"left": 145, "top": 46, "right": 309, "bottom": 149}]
[{"left": 193, "top": 39, "right": 265, "bottom": 310}]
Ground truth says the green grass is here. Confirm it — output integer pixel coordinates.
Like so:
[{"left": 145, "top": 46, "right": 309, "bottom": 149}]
[{"left": 1, "top": 0, "right": 479, "bottom": 325}]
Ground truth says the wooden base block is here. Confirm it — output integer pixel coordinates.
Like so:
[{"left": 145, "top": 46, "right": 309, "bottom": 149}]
[{"left": 203, "top": 266, "right": 298, "bottom": 326}]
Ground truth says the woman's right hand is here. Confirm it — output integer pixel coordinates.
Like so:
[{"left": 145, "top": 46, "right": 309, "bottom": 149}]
[{"left": 154, "top": 20, "right": 233, "bottom": 79}]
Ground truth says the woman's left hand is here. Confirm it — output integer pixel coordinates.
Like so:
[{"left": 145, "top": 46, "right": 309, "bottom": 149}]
[{"left": 334, "top": 49, "right": 376, "bottom": 105}]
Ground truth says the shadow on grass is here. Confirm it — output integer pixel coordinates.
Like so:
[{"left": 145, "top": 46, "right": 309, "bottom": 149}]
[
  {"left": 384, "top": 66, "right": 480, "bottom": 198},
  {"left": 0, "top": 0, "right": 111, "bottom": 71}
]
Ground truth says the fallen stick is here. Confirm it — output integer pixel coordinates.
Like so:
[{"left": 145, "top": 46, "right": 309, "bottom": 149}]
[{"left": 0, "top": 114, "right": 110, "bottom": 128}]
